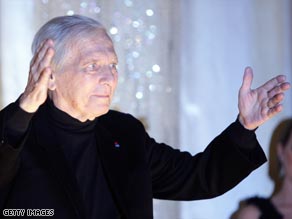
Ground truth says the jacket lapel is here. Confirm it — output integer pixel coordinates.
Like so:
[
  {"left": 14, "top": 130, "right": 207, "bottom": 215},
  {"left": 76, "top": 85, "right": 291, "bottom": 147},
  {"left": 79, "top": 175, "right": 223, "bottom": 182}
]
[
  {"left": 95, "top": 121, "right": 129, "bottom": 219},
  {"left": 33, "top": 112, "right": 86, "bottom": 219}
]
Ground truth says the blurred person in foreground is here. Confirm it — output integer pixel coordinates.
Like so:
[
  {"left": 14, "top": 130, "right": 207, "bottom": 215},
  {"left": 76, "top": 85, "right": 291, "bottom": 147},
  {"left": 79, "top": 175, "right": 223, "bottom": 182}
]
[
  {"left": 0, "top": 15, "right": 291, "bottom": 219},
  {"left": 231, "top": 119, "right": 292, "bottom": 219}
]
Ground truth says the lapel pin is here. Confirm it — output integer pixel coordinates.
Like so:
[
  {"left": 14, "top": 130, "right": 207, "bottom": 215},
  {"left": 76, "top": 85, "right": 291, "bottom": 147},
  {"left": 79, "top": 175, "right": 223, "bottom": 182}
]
[{"left": 114, "top": 141, "right": 120, "bottom": 148}]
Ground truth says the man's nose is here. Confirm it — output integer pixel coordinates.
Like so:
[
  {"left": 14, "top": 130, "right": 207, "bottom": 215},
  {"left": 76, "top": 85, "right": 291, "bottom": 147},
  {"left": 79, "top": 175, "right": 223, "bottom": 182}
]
[{"left": 99, "top": 65, "right": 116, "bottom": 84}]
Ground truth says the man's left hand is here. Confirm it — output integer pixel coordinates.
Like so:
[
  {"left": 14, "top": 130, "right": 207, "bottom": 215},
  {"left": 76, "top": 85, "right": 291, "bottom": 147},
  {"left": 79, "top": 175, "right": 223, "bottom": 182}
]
[{"left": 238, "top": 66, "right": 291, "bottom": 130}]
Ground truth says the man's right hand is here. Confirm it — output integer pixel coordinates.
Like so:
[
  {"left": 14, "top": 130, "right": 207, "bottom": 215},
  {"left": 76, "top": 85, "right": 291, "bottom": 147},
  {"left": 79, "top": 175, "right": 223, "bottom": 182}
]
[{"left": 19, "top": 39, "right": 55, "bottom": 113}]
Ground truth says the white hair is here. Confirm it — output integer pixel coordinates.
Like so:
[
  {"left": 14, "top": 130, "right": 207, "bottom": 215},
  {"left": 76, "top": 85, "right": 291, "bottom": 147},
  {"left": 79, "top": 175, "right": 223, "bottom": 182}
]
[{"left": 31, "top": 15, "right": 106, "bottom": 69}]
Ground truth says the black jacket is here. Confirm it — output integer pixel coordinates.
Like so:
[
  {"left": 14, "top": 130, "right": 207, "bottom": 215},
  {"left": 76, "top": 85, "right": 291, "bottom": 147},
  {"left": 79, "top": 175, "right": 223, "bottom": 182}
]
[{"left": 0, "top": 101, "right": 267, "bottom": 219}]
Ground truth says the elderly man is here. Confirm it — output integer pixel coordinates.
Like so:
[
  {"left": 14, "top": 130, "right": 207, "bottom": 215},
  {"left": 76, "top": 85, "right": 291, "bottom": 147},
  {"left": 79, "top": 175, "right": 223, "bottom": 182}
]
[{"left": 0, "top": 15, "right": 290, "bottom": 219}]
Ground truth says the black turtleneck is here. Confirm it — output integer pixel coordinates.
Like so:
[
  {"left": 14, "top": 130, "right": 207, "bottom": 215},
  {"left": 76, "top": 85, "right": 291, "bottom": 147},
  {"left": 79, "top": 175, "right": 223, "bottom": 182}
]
[{"left": 5, "top": 99, "right": 119, "bottom": 219}]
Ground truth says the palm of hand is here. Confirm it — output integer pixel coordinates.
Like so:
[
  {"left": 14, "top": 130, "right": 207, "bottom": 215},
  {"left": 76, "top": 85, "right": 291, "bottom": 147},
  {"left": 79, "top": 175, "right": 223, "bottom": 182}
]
[{"left": 238, "top": 67, "right": 290, "bottom": 130}]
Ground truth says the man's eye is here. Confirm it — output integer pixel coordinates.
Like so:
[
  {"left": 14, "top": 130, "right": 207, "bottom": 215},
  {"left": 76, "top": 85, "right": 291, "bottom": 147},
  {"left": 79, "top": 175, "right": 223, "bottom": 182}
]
[
  {"left": 110, "top": 63, "right": 118, "bottom": 70},
  {"left": 87, "top": 63, "right": 97, "bottom": 71},
  {"left": 85, "top": 63, "right": 101, "bottom": 73}
]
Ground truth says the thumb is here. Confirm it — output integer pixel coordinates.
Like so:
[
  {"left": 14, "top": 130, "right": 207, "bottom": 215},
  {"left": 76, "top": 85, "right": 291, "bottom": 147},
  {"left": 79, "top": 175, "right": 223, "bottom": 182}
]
[{"left": 241, "top": 66, "right": 253, "bottom": 92}]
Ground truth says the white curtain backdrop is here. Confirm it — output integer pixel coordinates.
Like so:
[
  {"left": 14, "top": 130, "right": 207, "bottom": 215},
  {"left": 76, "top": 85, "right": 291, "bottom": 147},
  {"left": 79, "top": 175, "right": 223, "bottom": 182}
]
[{"left": 0, "top": 0, "right": 292, "bottom": 218}]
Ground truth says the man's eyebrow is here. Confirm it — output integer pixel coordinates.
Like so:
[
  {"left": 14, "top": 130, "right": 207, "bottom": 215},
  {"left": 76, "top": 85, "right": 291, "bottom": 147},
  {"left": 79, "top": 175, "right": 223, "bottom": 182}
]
[{"left": 80, "top": 56, "right": 118, "bottom": 65}]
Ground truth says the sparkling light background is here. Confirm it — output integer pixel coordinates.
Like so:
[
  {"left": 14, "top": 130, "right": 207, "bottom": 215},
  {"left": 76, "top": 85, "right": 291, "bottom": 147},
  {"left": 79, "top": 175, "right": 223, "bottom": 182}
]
[{"left": 0, "top": 1, "right": 291, "bottom": 218}]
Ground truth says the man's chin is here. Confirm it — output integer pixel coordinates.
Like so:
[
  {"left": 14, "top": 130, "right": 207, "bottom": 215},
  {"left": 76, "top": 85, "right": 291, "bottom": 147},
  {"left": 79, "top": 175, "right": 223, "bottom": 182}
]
[{"left": 92, "top": 106, "right": 110, "bottom": 118}]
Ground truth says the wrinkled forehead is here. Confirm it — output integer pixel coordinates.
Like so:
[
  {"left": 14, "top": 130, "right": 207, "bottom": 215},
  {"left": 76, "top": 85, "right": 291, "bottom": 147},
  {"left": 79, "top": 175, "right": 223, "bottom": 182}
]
[
  {"left": 64, "top": 31, "right": 118, "bottom": 64},
  {"left": 71, "top": 28, "right": 114, "bottom": 49}
]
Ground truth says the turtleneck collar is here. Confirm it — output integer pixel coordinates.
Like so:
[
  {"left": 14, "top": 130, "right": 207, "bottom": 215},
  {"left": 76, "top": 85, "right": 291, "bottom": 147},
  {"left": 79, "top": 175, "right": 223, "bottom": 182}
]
[{"left": 45, "top": 98, "right": 97, "bottom": 133}]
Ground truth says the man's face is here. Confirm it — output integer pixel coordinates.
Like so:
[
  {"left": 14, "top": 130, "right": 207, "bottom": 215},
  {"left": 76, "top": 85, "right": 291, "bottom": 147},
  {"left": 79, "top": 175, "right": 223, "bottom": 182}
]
[{"left": 51, "top": 30, "right": 118, "bottom": 121}]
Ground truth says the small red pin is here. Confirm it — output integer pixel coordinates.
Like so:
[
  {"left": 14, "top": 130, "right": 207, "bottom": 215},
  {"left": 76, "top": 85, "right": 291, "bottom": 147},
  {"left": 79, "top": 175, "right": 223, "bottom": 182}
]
[{"left": 114, "top": 141, "right": 120, "bottom": 148}]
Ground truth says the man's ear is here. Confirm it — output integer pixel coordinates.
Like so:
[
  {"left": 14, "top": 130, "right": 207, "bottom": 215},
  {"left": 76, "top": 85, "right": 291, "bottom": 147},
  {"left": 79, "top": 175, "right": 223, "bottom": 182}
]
[{"left": 48, "top": 72, "right": 57, "bottom": 91}]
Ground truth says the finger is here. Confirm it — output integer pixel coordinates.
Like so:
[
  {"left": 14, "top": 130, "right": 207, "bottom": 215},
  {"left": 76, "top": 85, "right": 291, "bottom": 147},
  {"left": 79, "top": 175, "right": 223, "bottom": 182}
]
[
  {"left": 35, "top": 41, "right": 54, "bottom": 69},
  {"left": 267, "top": 93, "right": 285, "bottom": 108},
  {"left": 267, "top": 82, "right": 291, "bottom": 98},
  {"left": 267, "top": 104, "right": 283, "bottom": 118},
  {"left": 30, "top": 44, "right": 50, "bottom": 78},
  {"left": 39, "top": 39, "right": 54, "bottom": 63},
  {"left": 30, "top": 40, "right": 54, "bottom": 75},
  {"left": 261, "top": 75, "right": 288, "bottom": 92},
  {"left": 35, "top": 67, "right": 52, "bottom": 91},
  {"left": 30, "top": 39, "right": 53, "bottom": 68},
  {"left": 30, "top": 41, "right": 45, "bottom": 67},
  {"left": 240, "top": 66, "right": 253, "bottom": 92},
  {"left": 32, "top": 44, "right": 54, "bottom": 81},
  {"left": 36, "top": 47, "right": 55, "bottom": 76},
  {"left": 281, "top": 81, "right": 291, "bottom": 90}
]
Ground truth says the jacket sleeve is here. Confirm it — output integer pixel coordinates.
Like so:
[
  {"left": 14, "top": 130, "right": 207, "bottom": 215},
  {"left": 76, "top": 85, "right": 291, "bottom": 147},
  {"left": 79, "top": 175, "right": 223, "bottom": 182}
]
[
  {"left": 0, "top": 101, "right": 34, "bottom": 188},
  {"left": 146, "top": 118, "right": 267, "bottom": 201}
]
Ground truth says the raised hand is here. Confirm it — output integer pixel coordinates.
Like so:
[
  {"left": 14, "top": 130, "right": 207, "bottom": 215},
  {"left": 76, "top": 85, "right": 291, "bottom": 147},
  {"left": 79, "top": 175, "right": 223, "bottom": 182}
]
[
  {"left": 238, "top": 67, "right": 291, "bottom": 130},
  {"left": 19, "top": 40, "right": 55, "bottom": 113}
]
